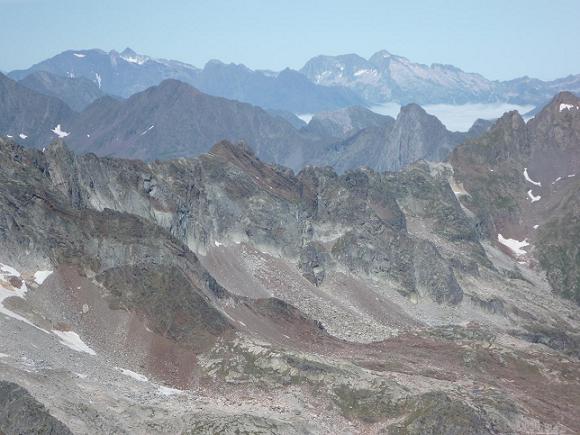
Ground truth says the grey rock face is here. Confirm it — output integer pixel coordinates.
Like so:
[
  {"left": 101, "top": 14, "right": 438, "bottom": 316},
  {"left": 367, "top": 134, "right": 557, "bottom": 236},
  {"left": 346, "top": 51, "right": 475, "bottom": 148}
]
[
  {"left": 0, "top": 381, "right": 73, "bottom": 435},
  {"left": 27, "top": 139, "right": 469, "bottom": 305},
  {"left": 413, "top": 240, "right": 463, "bottom": 304}
]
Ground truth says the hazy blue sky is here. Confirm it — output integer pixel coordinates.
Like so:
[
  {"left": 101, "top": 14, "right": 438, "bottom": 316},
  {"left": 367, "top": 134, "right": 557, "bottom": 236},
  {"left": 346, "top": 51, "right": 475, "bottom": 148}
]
[{"left": 1, "top": 0, "right": 579, "bottom": 80}]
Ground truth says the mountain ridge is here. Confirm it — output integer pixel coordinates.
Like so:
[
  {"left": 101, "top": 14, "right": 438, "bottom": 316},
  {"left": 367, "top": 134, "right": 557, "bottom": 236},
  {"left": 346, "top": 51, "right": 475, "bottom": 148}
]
[{"left": 9, "top": 47, "right": 580, "bottom": 111}]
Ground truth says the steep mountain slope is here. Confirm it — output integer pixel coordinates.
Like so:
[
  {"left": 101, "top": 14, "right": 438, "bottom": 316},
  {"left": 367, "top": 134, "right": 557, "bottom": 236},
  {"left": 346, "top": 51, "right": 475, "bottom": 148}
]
[
  {"left": 0, "top": 75, "right": 326, "bottom": 169},
  {"left": 450, "top": 91, "right": 580, "bottom": 304},
  {"left": 1, "top": 137, "right": 579, "bottom": 433},
  {"left": 312, "top": 103, "right": 466, "bottom": 172},
  {"left": 9, "top": 48, "right": 363, "bottom": 113},
  {"left": 266, "top": 109, "right": 307, "bottom": 129},
  {"left": 18, "top": 71, "right": 105, "bottom": 111},
  {"left": 0, "top": 73, "right": 75, "bottom": 148},
  {"left": 63, "top": 79, "right": 321, "bottom": 168}
]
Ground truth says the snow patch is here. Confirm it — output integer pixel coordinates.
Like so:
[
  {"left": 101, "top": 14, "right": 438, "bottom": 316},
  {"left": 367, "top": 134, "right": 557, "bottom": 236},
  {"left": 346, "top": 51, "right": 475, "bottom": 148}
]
[
  {"left": 0, "top": 272, "right": 45, "bottom": 329},
  {"left": 214, "top": 240, "right": 223, "bottom": 247},
  {"left": 73, "top": 53, "right": 86, "bottom": 58},
  {"left": 19, "top": 133, "right": 27, "bottom": 139},
  {"left": 0, "top": 263, "right": 34, "bottom": 327},
  {"left": 140, "top": 125, "right": 154, "bottom": 136},
  {"left": 119, "top": 368, "right": 148, "bottom": 382},
  {"left": 533, "top": 225, "right": 539, "bottom": 229},
  {"left": 523, "top": 168, "right": 541, "bottom": 186},
  {"left": 121, "top": 55, "right": 146, "bottom": 65},
  {"left": 297, "top": 113, "right": 313, "bottom": 123},
  {"left": 568, "top": 174, "right": 576, "bottom": 178},
  {"left": 1, "top": 264, "right": 21, "bottom": 277},
  {"left": 51, "top": 125, "right": 70, "bottom": 138},
  {"left": 52, "top": 330, "right": 96, "bottom": 355},
  {"left": 0, "top": 353, "right": 9, "bottom": 358},
  {"left": 497, "top": 234, "right": 529, "bottom": 256},
  {"left": 559, "top": 103, "right": 578, "bottom": 112},
  {"left": 527, "top": 189, "right": 541, "bottom": 203},
  {"left": 95, "top": 73, "right": 102, "bottom": 89},
  {"left": 33, "top": 270, "right": 52, "bottom": 285},
  {"left": 354, "top": 68, "right": 378, "bottom": 77}
]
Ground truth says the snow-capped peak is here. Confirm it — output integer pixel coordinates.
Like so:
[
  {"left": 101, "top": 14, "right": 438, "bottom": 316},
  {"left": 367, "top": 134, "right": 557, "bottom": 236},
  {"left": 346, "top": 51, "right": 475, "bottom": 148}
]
[{"left": 120, "top": 48, "right": 148, "bottom": 65}]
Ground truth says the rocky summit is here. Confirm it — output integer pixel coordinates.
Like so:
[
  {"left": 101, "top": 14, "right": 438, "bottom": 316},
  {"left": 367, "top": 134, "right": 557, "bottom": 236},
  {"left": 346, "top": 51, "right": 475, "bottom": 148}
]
[{"left": 0, "top": 126, "right": 579, "bottom": 433}]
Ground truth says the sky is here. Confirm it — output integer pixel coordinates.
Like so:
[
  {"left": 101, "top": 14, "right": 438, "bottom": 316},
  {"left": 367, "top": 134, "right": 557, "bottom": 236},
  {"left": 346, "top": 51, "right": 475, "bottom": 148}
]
[{"left": 1, "top": 0, "right": 579, "bottom": 80}]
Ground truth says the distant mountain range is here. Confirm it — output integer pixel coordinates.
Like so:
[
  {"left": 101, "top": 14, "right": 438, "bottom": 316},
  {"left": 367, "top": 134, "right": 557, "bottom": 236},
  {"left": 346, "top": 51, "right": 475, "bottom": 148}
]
[
  {"left": 9, "top": 47, "right": 580, "bottom": 111},
  {"left": 0, "top": 72, "right": 491, "bottom": 172},
  {"left": 300, "top": 50, "right": 580, "bottom": 106},
  {"left": 8, "top": 48, "right": 580, "bottom": 113},
  {"left": 9, "top": 48, "right": 363, "bottom": 114}
]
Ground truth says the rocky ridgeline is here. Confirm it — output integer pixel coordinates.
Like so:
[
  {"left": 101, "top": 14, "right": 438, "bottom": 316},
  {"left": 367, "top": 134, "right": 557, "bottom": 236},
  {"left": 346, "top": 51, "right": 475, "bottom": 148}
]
[{"left": 27, "top": 138, "right": 476, "bottom": 306}]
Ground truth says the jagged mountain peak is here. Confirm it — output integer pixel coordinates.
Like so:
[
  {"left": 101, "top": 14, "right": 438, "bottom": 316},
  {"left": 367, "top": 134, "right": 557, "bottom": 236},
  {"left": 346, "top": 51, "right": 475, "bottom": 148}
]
[
  {"left": 494, "top": 110, "right": 526, "bottom": 130},
  {"left": 369, "top": 49, "right": 393, "bottom": 60},
  {"left": 120, "top": 47, "right": 138, "bottom": 57},
  {"left": 398, "top": 102, "right": 428, "bottom": 116},
  {"left": 537, "top": 91, "right": 580, "bottom": 116}
]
